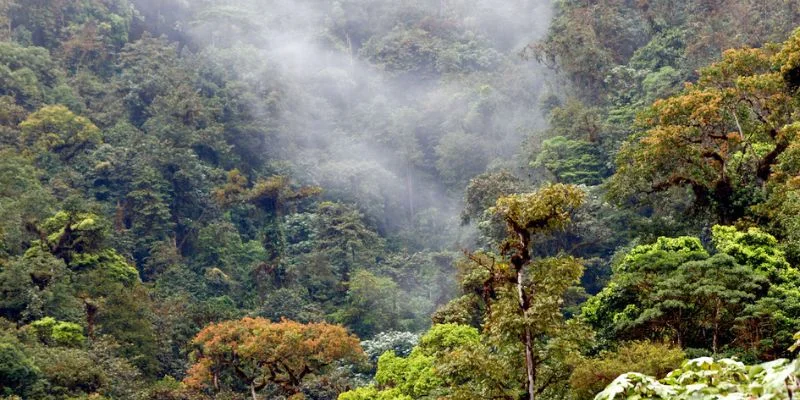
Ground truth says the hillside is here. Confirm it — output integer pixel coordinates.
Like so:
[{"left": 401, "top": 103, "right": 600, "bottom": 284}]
[{"left": 1, "top": 1, "right": 800, "bottom": 399}]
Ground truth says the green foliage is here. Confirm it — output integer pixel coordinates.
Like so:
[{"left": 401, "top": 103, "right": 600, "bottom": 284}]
[
  {"left": 339, "top": 323, "right": 481, "bottom": 400},
  {"left": 72, "top": 249, "right": 139, "bottom": 285},
  {"left": 461, "top": 170, "right": 527, "bottom": 225},
  {"left": 0, "top": 42, "right": 58, "bottom": 107},
  {"left": 49, "top": 321, "right": 83, "bottom": 348},
  {"left": 20, "top": 105, "right": 100, "bottom": 162},
  {"left": 31, "top": 346, "right": 108, "bottom": 398},
  {"left": 336, "top": 270, "right": 404, "bottom": 337},
  {"left": 584, "top": 225, "right": 797, "bottom": 357},
  {"left": 429, "top": 184, "right": 590, "bottom": 399},
  {"left": 569, "top": 341, "right": 685, "bottom": 399},
  {"left": 628, "top": 29, "right": 686, "bottom": 72},
  {"left": 533, "top": 136, "right": 609, "bottom": 185},
  {"left": 491, "top": 183, "right": 585, "bottom": 233},
  {"left": 712, "top": 225, "right": 793, "bottom": 281},
  {"left": 0, "top": 151, "right": 53, "bottom": 256},
  {"left": 361, "top": 23, "right": 500, "bottom": 78},
  {"left": 39, "top": 210, "right": 108, "bottom": 259},
  {"left": 417, "top": 323, "right": 480, "bottom": 355},
  {"left": 374, "top": 350, "right": 441, "bottom": 398},
  {"left": 3, "top": 0, "right": 800, "bottom": 398},
  {"left": 0, "top": 340, "right": 39, "bottom": 396},
  {"left": 435, "top": 130, "right": 490, "bottom": 188},
  {"left": 339, "top": 386, "right": 412, "bottom": 400},
  {"left": 361, "top": 331, "right": 419, "bottom": 363},
  {"left": 29, "top": 317, "right": 85, "bottom": 347},
  {"left": 0, "top": 247, "right": 82, "bottom": 323},
  {"left": 537, "top": 0, "right": 800, "bottom": 105}
]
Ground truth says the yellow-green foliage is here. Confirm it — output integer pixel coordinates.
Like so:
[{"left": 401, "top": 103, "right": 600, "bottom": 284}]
[
  {"left": 492, "top": 183, "right": 585, "bottom": 232},
  {"left": 338, "top": 324, "right": 481, "bottom": 400},
  {"left": 569, "top": 341, "right": 685, "bottom": 399},
  {"left": 19, "top": 105, "right": 100, "bottom": 160},
  {"left": 29, "top": 317, "right": 85, "bottom": 347},
  {"left": 338, "top": 386, "right": 412, "bottom": 400},
  {"left": 71, "top": 250, "right": 139, "bottom": 286},
  {"left": 711, "top": 225, "right": 795, "bottom": 281}
]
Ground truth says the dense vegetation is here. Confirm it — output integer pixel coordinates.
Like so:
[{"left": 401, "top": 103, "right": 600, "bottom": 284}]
[{"left": 3, "top": 0, "right": 800, "bottom": 399}]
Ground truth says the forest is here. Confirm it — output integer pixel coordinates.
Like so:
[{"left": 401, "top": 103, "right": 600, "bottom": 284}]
[{"left": 2, "top": 0, "right": 800, "bottom": 399}]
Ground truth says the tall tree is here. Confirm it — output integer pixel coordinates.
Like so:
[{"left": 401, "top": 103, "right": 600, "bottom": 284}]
[
  {"left": 609, "top": 30, "right": 800, "bottom": 223},
  {"left": 490, "top": 183, "right": 585, "bottom": 400},
  {"left": 435, "top": 184, "right": 587, "bottom": 400}
]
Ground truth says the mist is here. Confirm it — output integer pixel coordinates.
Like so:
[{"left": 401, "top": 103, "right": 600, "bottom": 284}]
[{"left": 148, "top": 0, "right": 556, "bottom": 249}]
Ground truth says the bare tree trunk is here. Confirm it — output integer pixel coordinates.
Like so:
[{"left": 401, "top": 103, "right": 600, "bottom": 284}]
[
  {"left": 524, "top": 327, "right": 536, "bottom": 399},
  {"left": 250, "top": 383, "right": 258, "bottom": 400},
  {"left": 517, "top": 256, "right": 536, "bottom": 400}
]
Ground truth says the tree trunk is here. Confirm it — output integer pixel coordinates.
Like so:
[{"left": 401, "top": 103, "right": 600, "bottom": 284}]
[
  {"left": 250, "top": 383, "right": 258, "bottom": 400},
  {"left": 524, "top": 326, "right": 536, "bottom": 400},
  {"left": 516, "top": 252, "right": 536, "bottom": 400}
]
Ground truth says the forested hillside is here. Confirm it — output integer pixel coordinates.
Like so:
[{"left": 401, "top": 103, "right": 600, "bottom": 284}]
[{"left": 3, "top": 0, "right": 800, "bottom": 399}]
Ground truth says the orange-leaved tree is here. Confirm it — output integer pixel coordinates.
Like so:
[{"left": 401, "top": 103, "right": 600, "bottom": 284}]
[
  {"left": 184, "top": 317, "right": 363, "bottom": 400},
  {"left": 609, "top": 28, "right": 800, "bottom": 223}
]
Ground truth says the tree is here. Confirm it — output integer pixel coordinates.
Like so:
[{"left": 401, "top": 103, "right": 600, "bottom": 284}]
[
  {"left": 25, "top": 210, "right": 159, "bottom": 375},
  {"left": 711, "top": 225, "right": 792, "bottom": 282},
  {"left": 125, "top": 165, "right": 175, "bottom": 270},
  {"left": 30, "top": 345, "right": 108, "bottom": 398},
  {"left": 582, "top": 225, "right": 797, "bottom": 357},
  {"left": 312, "top": 202, "right": 383, "bottom": 283},
  {"left": 338, "top": 323, "right": 489, "bottom": 400},
  {"left": 0, "top": 150, "right": 54, "bottom": 256},
  {"left": 184, "top": 317, "right": 364, "bottom": 399},
  {"left": 19, "top": 104, "right": 101, "bottom": 162},
  {"left": 0, "top": 339, "right": 39, "bottom": 396},
  {"left": 360, "top": 22, "right": 499, "bottom": 79},
  {"left": 29, "top": 316, "right": 85, "bottom": 347},
  {"left": 461, "top": 170, "right": 527, "bottom": 226},
  {"left": 435, "top": 130, "right": 490, "bottom": 188},
  {"left": 0, "top": 42, "right": 60, "bottom": 108},
  {"left": 670, "top": 255, "right": 760, "bottom": 353},
  {"left": 489, "top": 183, "right": 585, "bottom": 400},
  {"left": 461, "top": 170, "right": 530, "bottom": 247},
  {"left": 360, "top": 331, "right": 420, "bottom": 365},
  {"left": 609, "top": 30, "right": 800, "bottom": 223},
  {"left": 433, "top": 184, "right": 587, "bottom": 400},
  {"left": 335, "top": 270, "right": 403, "bottom": 338},
  {"left": 532, "top": 136, "right": 609, "bottom": 185},
  {"left": 286, "top": 202, "right": 385, "bottom": 307}
]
